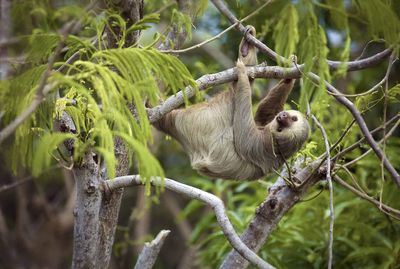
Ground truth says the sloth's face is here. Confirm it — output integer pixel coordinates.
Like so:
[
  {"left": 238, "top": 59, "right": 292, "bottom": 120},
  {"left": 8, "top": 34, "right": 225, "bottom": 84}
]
[{"left": 271, "top": 110, "right": 309, "bottom": 142}]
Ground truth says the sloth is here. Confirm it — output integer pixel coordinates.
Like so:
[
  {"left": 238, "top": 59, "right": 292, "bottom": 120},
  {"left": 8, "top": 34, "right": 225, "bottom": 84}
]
[{"left": 155, "top": 26, "right": 309, "bottom": 180}]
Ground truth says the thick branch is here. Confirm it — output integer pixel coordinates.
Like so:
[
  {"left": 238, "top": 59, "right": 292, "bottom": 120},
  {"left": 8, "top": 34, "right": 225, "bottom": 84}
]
[
  {"left": 72, "top": 153, "right": 102, "bottom": 269},
  {"left": 133, "top": 230, "right": 170, "bottom": 269},
  {"left": 220, "top": 159, "right": 324, "bottom": 269},
  {"left": 102, "top": 176, "right": 276, "bottom": 269}
]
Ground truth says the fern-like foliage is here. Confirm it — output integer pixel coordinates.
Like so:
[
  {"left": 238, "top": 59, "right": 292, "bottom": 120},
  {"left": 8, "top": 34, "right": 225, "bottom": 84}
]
[
  {"left": 354, "top": 0, "right": 400, "bottom": 48},
  {"left": 297, "top": 0, "right": 331, "bottom": 112},
  {"left": 325, "top": 0, "right": 351, "bottom": 77},
  {"left": 273, "top": 3, "right": 299, "bottom": 62},
  {"left": 4, "top": 45, "right": 195, "bottom": 185}
]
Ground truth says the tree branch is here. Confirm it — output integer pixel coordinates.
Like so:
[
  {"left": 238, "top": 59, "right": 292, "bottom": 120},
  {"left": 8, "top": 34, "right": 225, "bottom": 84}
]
[
  {"left": 148, "top": 45, "right": 391, "bottom": 124},
  {"left": 102, "top": 176, "right": 276, "bottom": 269},
  {"left": 210, "top": 0, "right": 392, "bottom": 69},
  {"left": 333, "top": 176, "right": 400, "bottom": 220},
  {"left": 220, "top": 159, "right": 324, "bottom": 269},
  {"left": 133, "top": 230, "right": 170, "bottom": 269}
]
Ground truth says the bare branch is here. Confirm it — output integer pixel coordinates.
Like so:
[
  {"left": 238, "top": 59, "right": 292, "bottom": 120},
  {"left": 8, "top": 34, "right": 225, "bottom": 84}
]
[
  {"left": 332, "top": 114, "right": 400, "bottom": 162},
  {"left": 133, "top": 230, "right": 170, "bottom": 269},
  {"left": 311, "top": 115, "right": 334, "bottom": 269},
  {"left": 102, "top": 176, "right": 276, "bottom": 269}
]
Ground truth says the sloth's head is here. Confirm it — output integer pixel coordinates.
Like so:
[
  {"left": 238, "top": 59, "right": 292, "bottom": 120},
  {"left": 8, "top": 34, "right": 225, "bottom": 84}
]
[{"left": 270, "top": 110, "right": 309, "bottom": 156}]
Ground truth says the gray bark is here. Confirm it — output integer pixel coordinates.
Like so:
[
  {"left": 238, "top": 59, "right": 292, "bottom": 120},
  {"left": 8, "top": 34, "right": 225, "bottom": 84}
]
[
  {"left": 134, "top": 230, "right": 170, "bottom": 269},
  {"left": 72, "top": 153, "right": 102, "bottom": 269},
  {"left": 95, "top": 1, "right": 144, "bottom": 267}
]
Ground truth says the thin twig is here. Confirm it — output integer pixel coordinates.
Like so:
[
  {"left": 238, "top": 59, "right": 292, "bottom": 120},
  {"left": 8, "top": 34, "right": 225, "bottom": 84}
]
[
  {"left": 160, "top": 0, "right": 272, "bottom": 54},
  {"left": 102, "top": 175, "right": 276, "bottom": 269},
  {"left": 332, "top": 114, "right": 400, "bottom": 162},
  {"left": 333, "top": 176, "right": 400, "bottom": 220},
  {"left": 330, "top": 120, "right": 356, "bottom": 152},
  {"left": 133, "top": 230, "right": 170, "bottom": 269},
  {"left": 0, "top": 177, "right": 31, "bottom": 193},
  {"left": 329, "top": 57, "right": 397, "bottom": 97},
  {"left": 379, "top": 53, "right": 396, "bottom": 207},
  {"left": 311, "top": 115, "right": 334, "bottom": 269},
  {"left": 342, "top": 118, "right": 400, "bottom": 168}
]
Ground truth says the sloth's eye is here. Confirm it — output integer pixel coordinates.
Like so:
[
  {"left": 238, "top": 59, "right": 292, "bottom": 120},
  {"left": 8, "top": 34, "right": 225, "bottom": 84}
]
[
  {"left": 277, "top": 127, "right": 282, "bottom": 132},
  {"left": 292, "top": 116, "right": 298, "bottom": 121}
]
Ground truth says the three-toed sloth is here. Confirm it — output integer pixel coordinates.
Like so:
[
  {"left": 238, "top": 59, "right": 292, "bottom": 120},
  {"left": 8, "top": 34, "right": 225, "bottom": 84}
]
[{"left": 155, "top": 26, "right": 309, "bottom": 180}]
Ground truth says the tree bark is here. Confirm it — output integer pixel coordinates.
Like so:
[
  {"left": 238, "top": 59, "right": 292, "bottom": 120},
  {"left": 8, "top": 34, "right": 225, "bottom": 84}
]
[
  {"left": 72, "top": 153, "right": 102, "bottom": 269},
  {"left": 94, "top": 1, "right": 144, "bottom": 267}
]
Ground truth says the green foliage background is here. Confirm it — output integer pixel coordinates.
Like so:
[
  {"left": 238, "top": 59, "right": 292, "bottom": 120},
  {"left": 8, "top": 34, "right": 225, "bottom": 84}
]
[{"left": 0, "top": 0, "right": 399, "bottom": 268}]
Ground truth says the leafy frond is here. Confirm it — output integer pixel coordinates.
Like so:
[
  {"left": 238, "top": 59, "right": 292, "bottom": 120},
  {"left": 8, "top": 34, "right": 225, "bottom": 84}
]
[
  {"left": 27, "top": 31, "right": 60, "bottom": 64},
  {"left": 354, "top": 0, "right": 400, "bottom": 46},
  {"left": 1, "top": 65, "right": 46, "bottom": 123},
  {"left": 94, "top": 48, "right": 195, "bottom": 95},
  {"left": 273, "top": 3, "right": 299, "bottom": 62},
  {"left": 8, "top": 45, "right": 194, "bottom": 181},
  {"left": 191, "top": 0, "right": 208, "bottom": 17},
  {"left": 297, "top": 1, "right": 330, "bottom": 112},
  {"left": 126, "top": 13, "right": 160, "bottom": 35},
  {"left": 325, "top": 0, "right": 350, "bottom": 77},
  {"left": 170, "top": 9, "right": 193, "bottom": 42}
]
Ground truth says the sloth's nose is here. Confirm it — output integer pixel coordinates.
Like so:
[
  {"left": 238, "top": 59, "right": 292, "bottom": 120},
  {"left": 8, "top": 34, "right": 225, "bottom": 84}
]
[
  {"left": 277, "top": 111, "right": 288, "bottom": 121},
  {"left": 277, "top": 111, "right": 290, "bottom": 127}
]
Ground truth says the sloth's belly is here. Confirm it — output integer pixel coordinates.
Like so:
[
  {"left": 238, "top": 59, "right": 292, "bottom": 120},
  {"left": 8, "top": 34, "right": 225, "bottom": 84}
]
[{"left": 188, "top": 127, "right": 264, "bottom": 180}]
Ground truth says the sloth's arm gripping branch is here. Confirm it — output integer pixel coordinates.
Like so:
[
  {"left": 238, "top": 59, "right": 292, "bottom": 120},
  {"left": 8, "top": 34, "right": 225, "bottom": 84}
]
[{"left": 233, "top": 61, "right": 267, "bottom": 161}]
